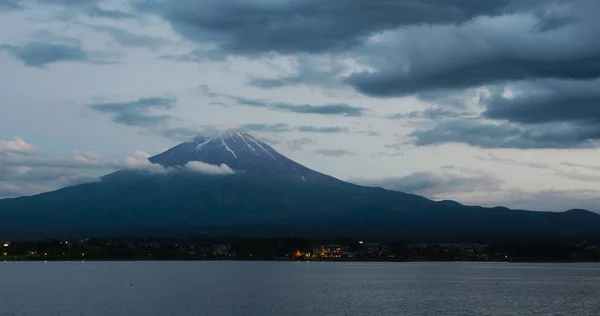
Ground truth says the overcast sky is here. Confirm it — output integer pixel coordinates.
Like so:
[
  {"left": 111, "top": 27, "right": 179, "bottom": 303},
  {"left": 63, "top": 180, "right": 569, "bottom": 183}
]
[{"left": 1, "top": 0, "right": 600, "bottom": 212}]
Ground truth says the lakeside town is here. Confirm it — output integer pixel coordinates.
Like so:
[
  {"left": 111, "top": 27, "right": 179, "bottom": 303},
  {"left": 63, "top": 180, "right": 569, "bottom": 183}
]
[{"left": 3, "top": 237, "right": 600, "bottom": 262}]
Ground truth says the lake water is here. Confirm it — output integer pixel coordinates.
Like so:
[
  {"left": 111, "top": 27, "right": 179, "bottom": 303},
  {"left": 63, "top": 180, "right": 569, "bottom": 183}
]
[{"left": 1, "top": 261, "right": 599, "bottom": 315}]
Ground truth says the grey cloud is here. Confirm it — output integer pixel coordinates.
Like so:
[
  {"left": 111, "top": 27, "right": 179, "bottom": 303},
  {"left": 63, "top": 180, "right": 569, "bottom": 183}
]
[
  {"left": 346, "top": 0, "right": 600, "bottom": 97},
  {"left": 287, "top": 138, "right": 315, "bottom": 151},
  {"left": 0, "top": 148, "right": 141, "bottom": 199},
  {"left": 0, "top": 165, "right": 95, "bottom": 182},
  {"left": 239, "top": 123, "right": 348, "bottom": 134},
  {"left": 385, "top": 143, "right": 405, "bottom": 151},
  {"left": 249, "top": 76, "right": 304, "bottom": 89},
  {"left": 0, "top": 1, "right": 25, "bottom": 11},
  {"left": 483, "top": 80, "right": 600, "bottom": 125},
  {"left": 0, "top": 150, "right": 111, "bottom": 199},
  {"left": 475, "top": 153, "right": 551, "bottom": 170},
  {"left": 416, "top": 90, "right": 477, "bottom": 109},
  {"left": 534, "top": 15, "right": 576, "bottom": 32},
  {"left": 160, "top": 48, "right": 228, "bottom": 63},
  {"left": 239, "top": 123, "right": 292, "bottom": 133},
  {"left": 249, "top": 55, "right": 346, "bottom": 89},
  {"left": 37, "top": 0, "right": 134, "bottom": 19},
  {"left": 256, "top": 137, "right": 281, "bottom": 145},
  {"left": 353, "top": 170, "right": 600, "bottom": 212},
  {"left": 561, "top": 162, "right": 600, "bottom": 172},
  {"left": 348, "top": 56, "right": 600, "bottom": 97},
  {"left": 90, "top": 97, "right": 176, "bottom": 127},
  {"left": 373, "top": 151, "right": 404, "bottom": 157},
  {"left": 235, "top": 97, "right": 366, "bottom": 117},
  {"left": 488, "top": 189, "right": 600, "bottom": 213},
  {"left": 410, "top": 119, "right": 600, "bottom": 149},
  {"left": 297, "top": 126, "right": 348, "bottom": 133},
  {"left": 197, "top": 86, "right": 366, "bottom": 116},
  {"left": 0, "top": 175, "right": 99, "bottom": 199},
  {"left": 85, "top": 25, "right": 171, "bottom": 48},
  {"left": 136, "top": 0, "right": 517, "bottom": 55},
  {"left": 158, "top": 127, "right": 202, "bottom": 141},
  {"left": 314, "top": 149, "right": 356, "bottom": 157},
  {"left": 86, "top": 7, "right": 135, "bottom": 19},
  {"left": 475, "top": 153, "right": 600, "bottom": 184},
  {"left": 0, "top": 152, "right": 120, "bottom": 170},
  {"left": 554, "top": 170, "right": 600, "bottom": 183},
  {"left": 0, "top": 182, "right": 27, "bottom": 199},
  {"left": 352, "top": 171, "right": 502, "bottom": 197},
  {"left": 389, "top": 108, "right": 468, "bottom": 120},
  {"left": 409, "top": 79, "right": 600, "bottom": 149},
  {"left": 1, "top": 42, "right": 102, "bottom": 67}
]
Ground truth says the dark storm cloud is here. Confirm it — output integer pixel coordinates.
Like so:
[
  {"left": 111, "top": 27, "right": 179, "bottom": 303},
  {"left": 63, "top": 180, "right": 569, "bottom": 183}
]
[
  {"left": 85, "top": 25, "right": 171, "bottom": 48},
  {"left": 36, "top": 0, "right": 134, "bottom": 19},
  {"left": 0, "top": 0, "right": 25, "bottom": 11},
  {"left": 1, "top": 42, "right": 98, "bottom": 67},
  {"left": 416, "top": 90, "right": 476, "bottom": 108},
  {"left": 352, "top": 171, "right": 502, "bottom": 196},
  {"left": 409, "top": 119, "right": 600, "bottom": 149},
  {"left": 90, "top": 97, "right": 176, "bottom": 127},
  {"left": 314, "top": 149, "right": 356, "bottom": 157},
  {"left": 534, "top": 15, "right": 576, "bottom": 32},
  {"left": 417, "top": 79, "right": 600, "bottom": 149},
  {"left": 483, "top": 80, "right": 600, "bottom": 124},
  {"left": 345, "top": 0, "right": 600, "bottom": 97},
  {"left": 347, "top": 56, "right": 600, "bottom": 97},
  {"left": 234, "top": 97, "right": 366, "bottom": 117},
  {"left": 135, "top": 0, "right": 517, "bottom": 55}
]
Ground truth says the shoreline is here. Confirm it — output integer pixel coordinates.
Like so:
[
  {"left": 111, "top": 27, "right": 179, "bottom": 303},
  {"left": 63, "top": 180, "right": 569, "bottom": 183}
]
[{"left": 3, "top": 258, "right": 598, "bottom": 263}]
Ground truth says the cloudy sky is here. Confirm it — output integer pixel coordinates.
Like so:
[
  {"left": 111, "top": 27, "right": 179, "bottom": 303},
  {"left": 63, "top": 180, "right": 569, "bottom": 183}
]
[{"left": 1, "top": 0, "right": 600, "bottom": 212}]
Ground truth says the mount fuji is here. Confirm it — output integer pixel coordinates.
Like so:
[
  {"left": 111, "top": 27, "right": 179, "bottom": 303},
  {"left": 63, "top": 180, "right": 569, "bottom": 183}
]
[
  {"left": 147, "top": 130, "right": 336, "bottom": 182},
  {"left": 1, "top": 130, "right": 600, "bottom": 241}
]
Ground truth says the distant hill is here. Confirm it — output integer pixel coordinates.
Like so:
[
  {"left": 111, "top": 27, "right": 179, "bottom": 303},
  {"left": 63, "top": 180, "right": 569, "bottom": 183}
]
[{"left": 1, "top": 130, "right": 599, "bottom": 241}]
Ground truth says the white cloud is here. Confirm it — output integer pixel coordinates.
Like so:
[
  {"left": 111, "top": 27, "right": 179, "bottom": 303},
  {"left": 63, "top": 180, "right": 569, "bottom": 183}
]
[
  {"left": 185, "top": 161, "right": 234, "bottom": 175},
  {"left": 0, "top": 137, "right": 36, "bottom": 153},
  {"left": 123, "top": 150, "right": 167, "bottom": 173}
]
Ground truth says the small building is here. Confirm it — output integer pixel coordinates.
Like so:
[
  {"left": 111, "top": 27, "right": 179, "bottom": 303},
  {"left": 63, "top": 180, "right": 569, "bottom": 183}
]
[{"left": 313, "top": 245, "right": 344, "bottom": 258}]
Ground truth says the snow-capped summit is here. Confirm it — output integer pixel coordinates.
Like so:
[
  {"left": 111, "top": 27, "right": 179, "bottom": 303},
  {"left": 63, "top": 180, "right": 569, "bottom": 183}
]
[{"left": 149, "top": 129, "right": 335, "bottom": 181}]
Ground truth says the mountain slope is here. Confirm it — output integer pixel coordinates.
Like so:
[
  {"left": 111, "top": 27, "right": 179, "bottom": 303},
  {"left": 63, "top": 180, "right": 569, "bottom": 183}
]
[
  {"left": 148, "top": 130, "right": 337, "bottom": 182},
  {"left": 1, "top": 130, "right": 599, "bottom": 241}
]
